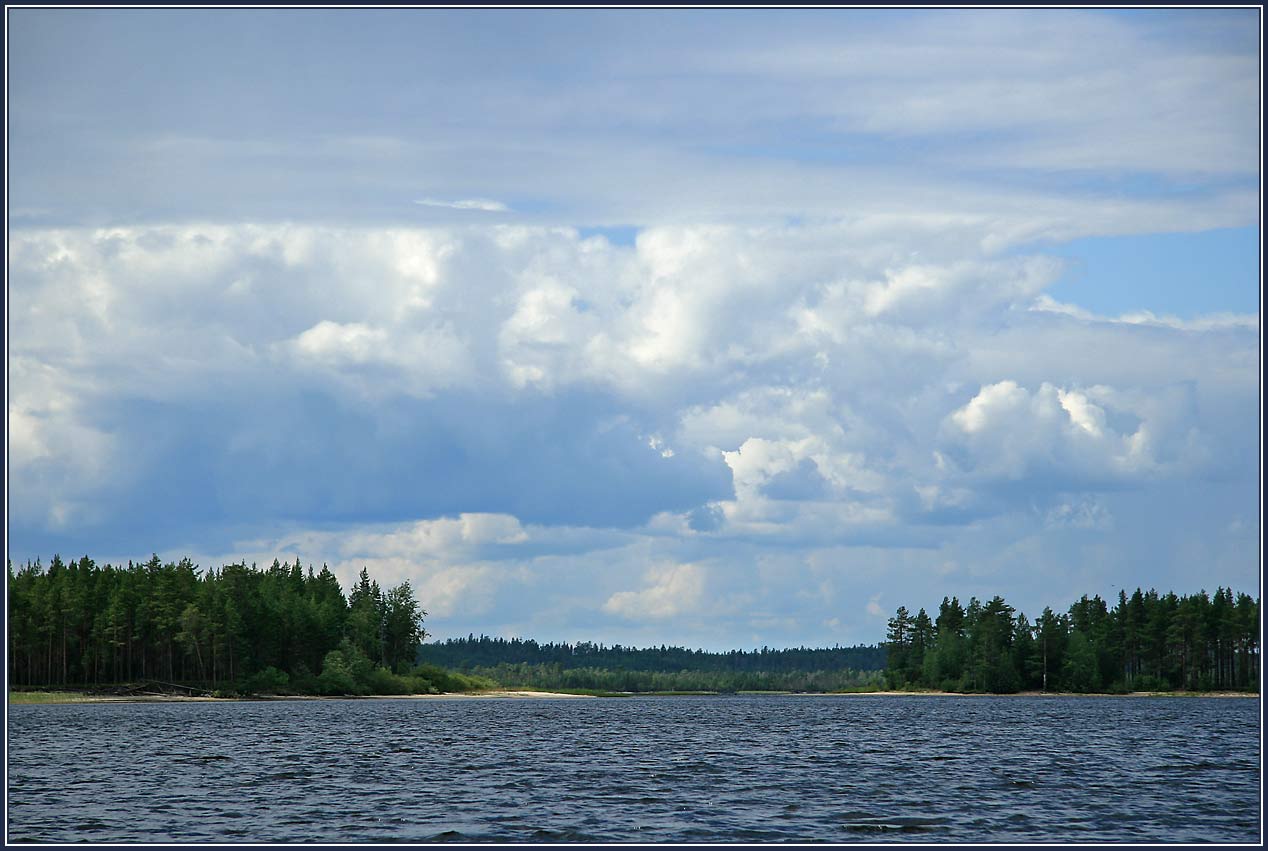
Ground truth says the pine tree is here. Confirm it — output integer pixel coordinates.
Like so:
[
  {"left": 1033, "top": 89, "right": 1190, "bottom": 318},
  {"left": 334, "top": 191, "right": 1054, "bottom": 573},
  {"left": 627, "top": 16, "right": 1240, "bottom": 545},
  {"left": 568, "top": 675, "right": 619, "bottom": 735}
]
[{"left": 885, "top": 606, "right": 913, "bottom": 687}]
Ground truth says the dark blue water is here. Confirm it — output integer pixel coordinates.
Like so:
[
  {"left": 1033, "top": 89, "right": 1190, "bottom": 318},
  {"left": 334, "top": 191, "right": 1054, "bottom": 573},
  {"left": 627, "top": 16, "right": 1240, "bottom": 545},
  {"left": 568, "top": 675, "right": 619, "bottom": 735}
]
[{"left": 6, "top": 694, "right": 1261, "bottom": 843}]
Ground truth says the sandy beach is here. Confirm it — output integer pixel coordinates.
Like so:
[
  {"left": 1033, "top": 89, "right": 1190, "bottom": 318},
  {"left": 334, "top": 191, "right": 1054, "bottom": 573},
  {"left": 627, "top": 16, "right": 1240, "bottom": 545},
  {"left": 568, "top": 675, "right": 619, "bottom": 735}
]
[{"left": 360, "top": 690, "right": 596, "bottom": 700}]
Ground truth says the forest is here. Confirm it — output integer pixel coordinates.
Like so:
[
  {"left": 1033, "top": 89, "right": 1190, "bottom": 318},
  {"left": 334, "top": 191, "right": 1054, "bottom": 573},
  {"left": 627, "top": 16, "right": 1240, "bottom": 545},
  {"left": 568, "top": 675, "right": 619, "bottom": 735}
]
[
  {"left": 883, "top": 588, "right": 1260, "bottom": 693},
  {"left": 6, "top": 555, "right": 487, "bottom": 696},
  {"left": 7, "top": 555, "right": 1260, "bottom": 697},
  {"left": 421, "top": 635, "right": 886, "bottom": 673},
  {"left": 442, "top": 662, "right": 883, "bottom": 694},
  {"left": 418, "top": 635, "right": 886, "bottom": 693}
]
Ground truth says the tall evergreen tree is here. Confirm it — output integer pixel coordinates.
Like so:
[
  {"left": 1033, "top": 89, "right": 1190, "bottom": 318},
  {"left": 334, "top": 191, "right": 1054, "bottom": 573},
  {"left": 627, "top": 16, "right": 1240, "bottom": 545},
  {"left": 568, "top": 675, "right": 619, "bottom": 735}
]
[{"left": 884, "top": 606, "right": 913, "bottom": 687}]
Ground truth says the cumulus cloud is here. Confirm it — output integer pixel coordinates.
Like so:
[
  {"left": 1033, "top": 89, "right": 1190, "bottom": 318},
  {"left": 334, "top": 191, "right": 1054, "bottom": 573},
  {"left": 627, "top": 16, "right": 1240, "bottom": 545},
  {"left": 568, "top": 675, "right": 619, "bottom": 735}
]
[
  {"left": 7, "top": 358, "right": 120, "bottom": 531},
  {"left": 338, "top": 513, "right": 530, "bottom": 560},
  {"left": 7, "top": 215, "right": 1257, "bottom": 642},
  {"left": 292, "top": 320, "right": 389, "bottom": 364},
  {"left": 939, "top": 379, "right": 1209, "bottom": 485},
  {"left": 4, "top": 9, "right": 1260, "bottom": 650},
  {"left": 603, "top": 562, "right": 708, "bottom": 620},
  {"left": 8, "top": 223, "right": 1250, "bottom": 547},
  {"left": 862, "top": 256, "right": 1063, "bottom": 323},
  {"left": 283, "top": 318, "right": 473, "bottom": 398},
  {"left": 220, "top": 514, "right": 543, "bottom": 619}
]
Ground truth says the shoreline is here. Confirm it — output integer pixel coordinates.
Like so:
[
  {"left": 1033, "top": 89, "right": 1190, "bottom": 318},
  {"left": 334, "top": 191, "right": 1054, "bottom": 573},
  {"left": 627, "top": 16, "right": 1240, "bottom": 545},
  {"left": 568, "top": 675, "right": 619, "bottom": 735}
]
[
  {"left": 812, "top": 690, "right": 1259, "bottom": 699},
  {"left": 7, "top": 689, "right": 596, "bottom": 704},
  {"left": 9, "top": 688, "right": 1258, "bottom": 705}
]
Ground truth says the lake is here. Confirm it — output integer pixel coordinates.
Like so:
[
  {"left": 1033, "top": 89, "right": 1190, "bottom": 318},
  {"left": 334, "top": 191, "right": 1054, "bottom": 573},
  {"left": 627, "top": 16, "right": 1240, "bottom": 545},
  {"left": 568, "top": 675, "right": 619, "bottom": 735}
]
[{"left": 5, "top": 694, "right": 1260, "bottom": 843}]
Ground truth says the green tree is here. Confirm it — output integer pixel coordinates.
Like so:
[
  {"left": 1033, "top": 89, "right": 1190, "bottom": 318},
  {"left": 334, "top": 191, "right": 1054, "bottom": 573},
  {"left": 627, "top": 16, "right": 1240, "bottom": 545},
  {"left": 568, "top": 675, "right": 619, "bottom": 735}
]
[
  {"left": 924, "top": 597, "right": 968, "bottom": 689},
  {"left": 1234, "top": 593, "right": 1259, "bottom": 689},
  {"left": 382, "top": 581, "right": 427, "bottom": 673},
  {"left": 1031, "top": 608, "right": 1067, "bottom": 692},
  {"left": 1063, "top": 629, "right": 1100, "bottom": 692},
  {"left": 176, "top": 602, "right": 208, "bottom": 682},
  {"left": 907, "top": 609, "right": 934, "bottom": 684},
  {"left": 346, "top": 568, "right": 384, "bottom": 665},
  {"left": 969, "top": 596, "right": 1020, "bottom": 693},
  {"left": 1012, "top": 613, "right": 1037, "bottom": 690},
  {"left": 318, "top": 638, "right": 375, "bottom": 695},
  {"left": 884, "top": 606, "right": 913, "bottom": 687}
]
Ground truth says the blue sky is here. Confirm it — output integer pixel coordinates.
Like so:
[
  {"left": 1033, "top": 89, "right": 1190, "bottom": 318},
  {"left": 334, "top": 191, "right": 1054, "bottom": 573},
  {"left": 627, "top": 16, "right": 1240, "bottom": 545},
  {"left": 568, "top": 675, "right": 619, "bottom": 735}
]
[
  {"left": 1042, "top": 227, "right": 1259, "bottom": 318},
  {"left": 6, "top": 8, "right": 1260, "bottom": 649}
]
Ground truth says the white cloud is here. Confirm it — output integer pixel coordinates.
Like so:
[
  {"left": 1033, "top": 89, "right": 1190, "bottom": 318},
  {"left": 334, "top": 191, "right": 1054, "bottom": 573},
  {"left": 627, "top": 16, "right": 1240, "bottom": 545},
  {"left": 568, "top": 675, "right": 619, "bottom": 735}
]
[
  {"left": 862, "top": 256, "right": 1062, "bottom": 322},
  {"left": 415, "top": 197, "right": 510, "bottom": 212},
  {"left": 603, "top": 562, "right": 707, "bottom": 620},
  {"left": 220, "top": 514, "right": 541, "bottom": 620},
  {"left": 7, "top": 357, "right": 120, "bottom": 531},
  {"left": 338, "top": 513, "right": 530, "bottom": 560},
  {"left": 7, "top": 216, "right": 1257, "bottom": 644},
  {"left": 283, "top": 318, "right": 473, "bottom": 398},
  {"left": 413, "top": 565, "right": 502, "bottom": 619},
  {"left": 10, "top": 12, "right": 1257, "bottom": 241},
  {"left": 1030, "top": 294, "right": 1258, "bottom": 332},
  {"left": 293, "top": 320, "right": 387, "bottom": 363},
  {"left": 9, "top": 221, "right": 1250, "bottom": 537},
  {"left": 645, "top": 434, "right": 675, "bottom": 458},
  {"left": 4, "top": 10, "right": 1260, "bottom": 650},
  {"left": 940, "top": 380, "right": 1210, "bottom": 484},
  {"left": 703, "top": 11, "right": 1257, "bottom": 176}
]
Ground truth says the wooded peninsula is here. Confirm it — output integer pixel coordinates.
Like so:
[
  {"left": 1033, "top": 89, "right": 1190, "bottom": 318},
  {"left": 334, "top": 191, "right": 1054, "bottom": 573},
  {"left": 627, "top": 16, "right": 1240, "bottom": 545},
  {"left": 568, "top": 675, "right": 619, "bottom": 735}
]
[
  {"left": 6, "top": 555, "right": 1260, "bottom": 698},
  {"left": 881, "top": 590, "right": 1260, "bottom": 694},
  {"left": 7, "top": 555, "right": 488, "bottom": 696}
]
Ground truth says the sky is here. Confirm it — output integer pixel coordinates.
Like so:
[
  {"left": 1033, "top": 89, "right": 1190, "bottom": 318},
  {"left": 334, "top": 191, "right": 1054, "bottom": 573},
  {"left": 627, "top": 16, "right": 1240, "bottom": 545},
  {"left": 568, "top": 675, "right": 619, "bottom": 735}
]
[{"left": 6, "top": 8, "right": 1261, "bottom": 651}]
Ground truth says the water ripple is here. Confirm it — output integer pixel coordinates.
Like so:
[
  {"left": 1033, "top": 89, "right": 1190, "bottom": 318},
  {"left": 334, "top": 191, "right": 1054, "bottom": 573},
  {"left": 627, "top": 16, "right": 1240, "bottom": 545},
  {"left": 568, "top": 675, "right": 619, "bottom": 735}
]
[{"left": 6, "top": 694, "right": 1260, "bottom": 842}]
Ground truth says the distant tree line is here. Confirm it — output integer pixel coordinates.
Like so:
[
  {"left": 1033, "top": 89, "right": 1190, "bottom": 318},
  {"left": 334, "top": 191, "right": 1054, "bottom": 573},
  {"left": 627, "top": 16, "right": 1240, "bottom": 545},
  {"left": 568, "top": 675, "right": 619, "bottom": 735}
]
[
  {"left": 5, "top": 555, "right": 474, "bottom": 695},
  {"left": 419, "top": 635, "right": 887, "bottom": 675},
  {"left": 884, "top": 588, "right": 1260, "bottom": 694},
  {"left": 460, "top": 662, "right": 884, "bottom": 694}
]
